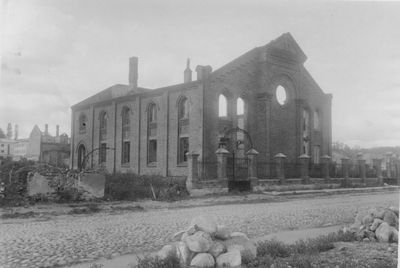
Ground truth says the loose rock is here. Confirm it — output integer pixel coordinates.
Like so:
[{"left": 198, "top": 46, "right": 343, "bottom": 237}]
[
  {"left": 176, "top": 241, "right": 191, "bottom": 266},
  {"left": 230, "top": 232, "right": 249, "bottom": 240},
  {"left": 215, "top": 225, "right": 231, "bottom": 240},
  {"left": 375, "top": 222, "right": 395, "bottom": 243},
  {"left": 383, "top": 210, "right": 398, "bottom": 228},
  {"left": 157, "top": 244, "right": 176, "bottom": 260},
  {"left": 190, "top": 253, "right": 215, "bottom": 268},
  {"left": 216, "top": 250, "right": 241, "bottom": 268},
  {"left": 208, "top": 241, "right": 225, "bottom": 258},
  {"left": 184, "top": 231, "right": 213, "bottom": 253},
  {"left": 369, "top": 218, "right": 384, "bottom": 231}
]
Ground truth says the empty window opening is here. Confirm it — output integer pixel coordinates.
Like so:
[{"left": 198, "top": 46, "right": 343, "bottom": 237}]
[
  {"left": 314, "top": 110, "right": 320, "bottom": 130},
  {"left": 276, "top": 85, "right": 287, "bottom": 105},
  {"left": 237, "top": 97, "right": 244, "bottom": 116},
  {"left": 178, "top": 137, "right": 189, "bottom": 163},
  {"left": 148, "top": 139, "right": 157, "bottom": 163},
  {"left": 218, "top": 94, "right": 228, "bottom": 117},
  {"left": 121, "top": 107, "right": 130, "bottom": 165},
  {"left": 99, "top": 143, "right": 107, "bottom": 164},
  {"left": 178, "top": 98, "right": 189, "bottom": 119}
]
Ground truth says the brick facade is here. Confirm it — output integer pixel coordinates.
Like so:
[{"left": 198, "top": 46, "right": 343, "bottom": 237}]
[{"left": 71, "top": 33, "right": 332, "bottom": 179}]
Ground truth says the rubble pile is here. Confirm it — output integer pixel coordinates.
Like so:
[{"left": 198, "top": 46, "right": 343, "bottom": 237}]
[
  {"left": 156, "top": 216, "right": 257, "bottom": 268},
  {"left": 347, "top": 206, "right": 399, "bottom": 243}
]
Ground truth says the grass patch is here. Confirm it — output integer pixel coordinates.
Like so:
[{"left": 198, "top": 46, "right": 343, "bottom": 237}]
[
  {"left": 257, "top": 229, "right": 356, "bottom": 258},
  {"left": 111, "top": 205, "right": 144, "bottom": 212},
  {"left": 1, "top": 211, "right": 35, "bottom": 219},
  {"left": 68, "top": 204, "right": 101, "bottom": 214}
]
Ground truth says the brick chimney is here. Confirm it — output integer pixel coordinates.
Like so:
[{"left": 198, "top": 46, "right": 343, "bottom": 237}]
[
  {"left": 45, "top": 124, "right": 48, "bottom": 135},
  {"left": 184, "top": 58, "right": 192, "bottom": 83},
  {"left": 56, "top": 125, "right": 59, "bottom": 137},
  {"left": 129, "top": 57, "right": 138, "bottom": 88},
  {"left": 196, "top": 65, "right": 212, "bottom": 81}
]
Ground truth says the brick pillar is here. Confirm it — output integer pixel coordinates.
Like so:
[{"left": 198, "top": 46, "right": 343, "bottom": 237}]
[
  {"left": 274, "top": 153, "right": 287, "bottom": 184},
  {"left": 321, "top": 155, "right": 331, "bottom": 181},
  {"left": 386, "top": 153, "right": 392, "bottom": 178},
  {"left": 246, "top": 148, "right": 259, "bottom": 189},
  {"left": 186, "top": 152, "right": 199, "bottom": 191},
  {"left": 215, "top": 148, "right": 229, "bottom": 187},
  {"left": 396, "top": 158, "right": 400, "bottom": 185},
  {"left": 341, "top": 157, "right": 350, "bottom": 179},
  {"left": 298, "top": 154, "right": 310, "bottom": 184},
  {"left": 357, "top": 154, "right": 366, "bottom": 183},
  {"left": 372, "top": 158, "right": 383, "bottom": 185}
]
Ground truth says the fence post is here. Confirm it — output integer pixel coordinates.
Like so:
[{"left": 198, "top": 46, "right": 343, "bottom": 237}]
[
  {"left": 298, "top": 154, "right": 310, "bottom": 184},
  {"left": 274, "top": 153, "right": 287, "bottom": 184},
  {"left": 321, "top": 155, "right": 331, "bottom": 182},
  {"left": 215, "top": 148, "right": 230, "bottom": 188},
  {"left": 246, "top": 148, "right": 259, "bottom": 190},
  {"left": 357, "top": 153, "right": 366, "bottom": 183},
  {"left": 186, "top": 152, "right": 199, "bottom": 191}
]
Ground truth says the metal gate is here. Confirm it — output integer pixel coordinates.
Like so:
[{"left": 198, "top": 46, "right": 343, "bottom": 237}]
[{"left": 227, "top": 156, "right": 250, "bottom": 191}]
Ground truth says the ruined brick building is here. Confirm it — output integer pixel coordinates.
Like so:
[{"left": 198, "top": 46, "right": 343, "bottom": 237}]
[{"left": 70, "top": 33, "right": 332, "bottom": 181}]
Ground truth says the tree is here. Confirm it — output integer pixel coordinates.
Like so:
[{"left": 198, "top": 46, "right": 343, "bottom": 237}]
[
  {"left": 6, "top": 123, "right": 12, "bottom": 139},
  {"left": 0, "top": 128, "right": 5, "bottom": 138}
]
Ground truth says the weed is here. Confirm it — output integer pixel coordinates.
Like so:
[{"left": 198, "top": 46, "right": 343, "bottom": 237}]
[{"left": 134, "top": 255, "right": 181, "bottom": 268}]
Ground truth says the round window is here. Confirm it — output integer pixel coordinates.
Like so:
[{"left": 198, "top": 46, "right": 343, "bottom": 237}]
[{"left": 276, "top": 85, "right": 287, "bottom": 105}]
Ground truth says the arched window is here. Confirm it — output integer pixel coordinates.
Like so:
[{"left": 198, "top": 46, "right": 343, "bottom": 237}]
[
  {"left": 148, "top": 103, "right": 157, "bottom": 123},
  {"left": 147, "top": 103, "right": 157, "bottom": 164},
  {"left": 178, "top": 97, "right": 189, "bottom": 120},
  {"left": 218, "top": 94, "right": 228, "bottom": 117},
  {"left": 77, "top": 144, "right": 86, "bottom": 171},
  {"left": 79, "top": 113, "right": 87, "bottom": 133},
  {"left": 302, "top": 109, "right": 310, "bottom": 155},
  {"left": 99, "top": 111, "right": 107, "bottom": 164},
  {"left": 237, "top": 97, "right": 244, "bottom": 116},
  {"left": 178, "top": 97, "right": 189, "bottom": 164},
  {"left": 313, "top": 110, "right": 321, "bottom": 130},
  {"left": 121, "top": 107, "right": 130, "bottom": 165}
]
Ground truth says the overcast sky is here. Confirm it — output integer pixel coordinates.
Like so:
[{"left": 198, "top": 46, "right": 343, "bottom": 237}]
[{"left": 1, "top": 0, "right": 399, "bottom": 148}]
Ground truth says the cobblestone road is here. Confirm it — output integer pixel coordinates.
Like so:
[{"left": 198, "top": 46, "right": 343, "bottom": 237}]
[{"left": 1, "top": 192, "right": 398, "bottom": 268}]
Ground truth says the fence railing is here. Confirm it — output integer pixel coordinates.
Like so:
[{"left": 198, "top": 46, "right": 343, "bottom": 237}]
[{"left": 197, "top": 160, "right": 389, "bottom": 181}]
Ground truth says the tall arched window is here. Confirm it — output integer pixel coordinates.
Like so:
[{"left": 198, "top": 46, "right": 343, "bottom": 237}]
[
  {"left": 99, "top": 111, "right": 107, "bottom": 164},
  {"left": 178, "top": 97, "right": 189, "bottom": 120},
  {"left": 218, "top": 94, "right": 228, "bottom": 117},
  {"left": 77, "top": 144, "right": 86, "bottom": 171},
  {"left": 121, "top": 107, "right": 130, "bottom": 165},
  {"left": 178, "top": 97, "right": 189, "bottom": 164},
  {"left": 147, "top": 103, "right": 157, "bottom": 164},
  {"left": 79, "top": 113, "right": 87, "bottom": 133},
  {"left": 313, "top": 110, "right": 321, "bottom": 130},
  {"left": 236, "top": 97, "right": 244, "bottom": 116},
  {"left": 302, "top": 109, "right": 310, "bottom": 155}
]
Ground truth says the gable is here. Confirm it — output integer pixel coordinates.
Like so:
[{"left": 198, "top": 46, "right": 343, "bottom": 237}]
[{"left": 265, "top": 33, "right": 307, "bottom": 64}]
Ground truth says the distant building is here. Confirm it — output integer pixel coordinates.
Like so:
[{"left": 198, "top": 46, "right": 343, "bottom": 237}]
[
  {"left": 71, "top": 33, "right": 332, "bottom": 179},
  {"left": 10, "top": 139, "right": 29, "bottom": 160},
  {"left": 0, "top": 138, "right": 16, "bottom": 158},
  {"left": 10, "top": 124, "right": 70, "bottom": 166}
]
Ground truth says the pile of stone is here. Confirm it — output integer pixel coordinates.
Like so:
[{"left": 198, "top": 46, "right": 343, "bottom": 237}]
[
  {"left": 347, "top": 206, "right": 399, "bottom": 243},
  {"left": 157, "top": 216, "right": 257, "bottom": 268}
]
